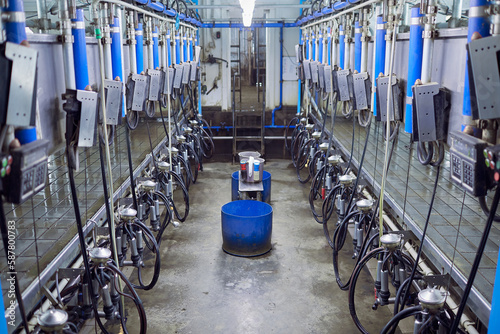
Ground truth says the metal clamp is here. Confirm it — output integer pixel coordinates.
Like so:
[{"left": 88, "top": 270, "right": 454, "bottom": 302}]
[{"left": 422, "top": 30, "right": 438, "bottom": 39}]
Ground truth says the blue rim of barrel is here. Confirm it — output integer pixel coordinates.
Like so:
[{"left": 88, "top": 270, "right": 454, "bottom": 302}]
[{"left": 221, "top": 200, "right": 273, "bottom": 257}]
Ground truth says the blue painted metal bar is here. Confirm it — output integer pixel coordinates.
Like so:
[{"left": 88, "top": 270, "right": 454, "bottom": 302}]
[
  {"left": 404, "top": 6, "right": 424, "bottom": 133},
  {"left": 373, "top": 15, "right": 386, "bottom": 116},
  {"left": 153, "top": 26, "right": 159, "bottom": 69},
  {"left": 2, "top": 0, "right": 27, "bottom": 44},
  {"left": 354, "top": 20, "right": 362, "bottom": 73},
  {"left": 167, "top": 29, "right": 172, "bottom": 66},
  {"left": 339, "top": 24, "right": 345, "bottom": 69},
  {"left": 72, "top": 9, "right": 89, "bottom": 90},
  {"left": 189, "top": 36, "right": 193, "bottom": 61},
  {"left": 175, "top": 32, "right": 181, "bottom": 64},
  {"left": 136, "top": 23, "right": 144, "bottom": 73},
  {"left": 196, "top": 30, "right": 201, "bottom": 115},
  {"left": 298, "top": 33, "right": 303, "bottom": 115},
  {"left": 462, "top": 0, "right": 491, "bottom": 125}
]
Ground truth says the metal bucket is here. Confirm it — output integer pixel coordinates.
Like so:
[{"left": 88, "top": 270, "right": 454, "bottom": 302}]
[
  {"left": 221, "top": 200, "right": 272, "bottom": 257},
  {"left": 238, "top": 151, "right": 261, "bottom": 163},
  {"left": 231, "top": 171, "right": 271, "bottom": 203}
]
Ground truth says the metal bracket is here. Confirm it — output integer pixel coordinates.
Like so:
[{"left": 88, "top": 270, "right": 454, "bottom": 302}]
[
  {"left": 126, "top": 74, "right": 149, "bottom": 112},
  {"left": 162, "top": 68, "right": 174, "bottom": 95},
  {"left": 337, "top": 69, "right": 352, "bottom": 102},
  {"left": 318, "top": 64, "right": 325, "bottom": 90},
  {"left": 147, "top": 69, "right": 162, "bottom": 101},
  {"left": 173, "top": 64, "right": 184, "bottom": 89},
  {"left": 182, "top": 62, "right": 191, "bottom": 85},
  {"left": 190, "top": 62, "right": 198, "bottom": 82},
  {"left": 5, "top": 42, "right": 37, "bottom": 127},
  {"left": 57, "top": 268, "right": 85, "bottom": 280},
  {"left": 422, "top": 274, "right": 451, "bottom": 287},
  {"left": 468, "top": 35, "right": 500, "bottom": 120},
  {"left": 388, "top": 229, "right": 417, "bottom": 244},
  {"left": 76, "top": 90, "right": 98, "bottom": 147},
  {"left": 104, "top": 80, "right": 122, "bottom": 125},
  {"left": 412, "top": 82, "right": 450, "bottom": 142},
  {"left": 352, "top": 72, "right": 371, "bottom": 110},
  {"left": 303, "top": 60, "right": 311, "bottom": 80},
  {"left": 375, "top": 75, "right": 403, "bottom": 122},
  {"left": 324, "top": 65, "right": 333, "bottom": 93},
  {"left": 310, "top": 61, "right": 319, "bottom": 84}
]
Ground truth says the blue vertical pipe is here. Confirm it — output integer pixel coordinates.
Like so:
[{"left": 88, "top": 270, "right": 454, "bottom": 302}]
[
  {"left": 312, "top": 32, "right": 316, "bottom": 61},
  {"left": 373, "top": 15, "right": 386, "bottom": 116},
  {"left": 272, "top": 27, "right": 284, "bottom": 126},
  {"left": 327, "top": 27, "right": 332, "bottom": 66},
  {"left": 404, "top": 6, "right": 424, "bottom": 133},
  {"left": 463, "top": 0, "right": 491, "bottom": 126},
  {"left": 339, "top": 25, "right": 345, "bottom": 69},
  {"left": 183, "top": 34, "right": 188, "bottom": 62},
  {"left": 153, "top": 26, "right": 159, "bottom": 69},
  {"left": 136, "top": 23, "right": 144, "bottom": 73},
  {"left": 305, "top": 34, "right": 310, "bottom": 60},
  {"left": 2, "top": 0, "right": 27, "bottom": 44},
  {"left": 72, "top": 9, "right": 89, "bottom": 90},
  {"left": 175, "top": 32, "right": 181, "bottom": 64},
  {"left": 318, "top": 31, "right": 324, "bottom": 63},
  {"left": 167, "top": 29, "right": 172, "bottom": 66},
  {"left": 354, "top": 21, "right": 362, "bottom": 73},
  {"left": 189, "top": 37, "right": 193, "bottom": 61},
  {"left": 111, "top": 17, "right": 123, "bottom": 81},
  {"left": 197, "top": 31, "right": 202, "bottom": 115}
]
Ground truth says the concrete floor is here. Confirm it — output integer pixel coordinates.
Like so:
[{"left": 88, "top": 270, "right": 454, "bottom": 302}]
[{"left": 118, "top": 160, "right": 398, "bottom": 333}]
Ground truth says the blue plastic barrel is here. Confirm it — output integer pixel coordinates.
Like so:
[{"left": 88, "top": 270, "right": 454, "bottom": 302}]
[
  {"left": 231, "top": 171, "right": 271, "bottom": 203},
  {"left": 221, "top": 200, "right": 273, "bottom": 257}
]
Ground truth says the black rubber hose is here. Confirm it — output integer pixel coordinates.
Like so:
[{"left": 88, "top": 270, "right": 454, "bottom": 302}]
[
  {"left": 125, "top": 126, "right": 139, "bottom": 210},
  {"left": 348, "top": 247, "right": 385, "bottom": 334},
  {"left": 152, "top": 191, "right": 172, "bottom": 244},
  {"left": 131, "top": 220, "right": 161, "bottom": 290},
  {"left": 168, "top": 170, "right": 190, "bottom": 222},
  {"left": 0, "top": 197, "right": 29, "bottom": 332},
  {"left": 296, "top": 138, "right": 315, "bottom": 183},
  {"left": 379, "top": 305, "right": 422, "bottom": 334},
  {"left": 478, "top": 194, "right": 500, "bottom": 222},
  {"left": 67, "top": 166, "right": 110, "bottom": 334},
  {"left": 449, "top": 184, "right": 500, "bottom": 333},
  {"left": 107, "top": 263, "right": 147, "bottom": 334},
  {"left": 393, "top": 274, "right": 422, "bottom": 316},
  {"left": 285, "top": 117, "right": 299, "bottom": 153},
  {"left": 309, "top": 164, "right": 327, "bottom": 223},
  {"left": 400, "top": 165, "right": 441, "bottom": 313},
  {"left": 417, "top": 141, "right": 433, "bottom": 166}
]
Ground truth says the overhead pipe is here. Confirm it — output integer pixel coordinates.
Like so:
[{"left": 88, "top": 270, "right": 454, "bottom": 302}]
[
  {"left": 135, "top": 22, "right": 144, "bottom": 73},
  {"left": 72, "top": 9, "right": 90, "bottom": 90},
  {"left": 175, "top": 31, "right": 181, "bottom": 64},
  {"left": 462, "top": 0, "right": 490, "bottom": 131},
  {"left": 201, "top": 22, "right": 296, "bottom": 28},
  {"left": 404, "top": 6, "right": 424, "bottom": 133},
  {"left": 272, "top": 27, "right": 284, "bottom": 127}
]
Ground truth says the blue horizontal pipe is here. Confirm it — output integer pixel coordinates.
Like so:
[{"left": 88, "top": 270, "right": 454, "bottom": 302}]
[
  {"left": 153, "top": 26, "right": 159, "bottom": 69},
  {"left": 339, "top": 24, "right": 345, "bottom": 69},
  {"left": 354, "top": 21, "right": 361, "bottom": 73},
  {"left": 373, "top": 15, "right": 386, "bottom": 117},
  {"left": 72, "top": 9, "right": 89, "bottom": 90},
  {"left": 405, "top": 6, "right": 424, "bottom": 133},
  {"left": 136, "top": 23, "right": 144, "bottom": 73},
  {"left": 147, "top": 1, "right": 164, "bottom": 12},
  {"left": 3, "top": 0, "right": 27, "bottom": 44}
]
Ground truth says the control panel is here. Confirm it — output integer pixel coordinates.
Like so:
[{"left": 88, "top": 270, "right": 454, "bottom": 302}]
[
  {"left": 3, "top": 139, "right": 49, "bottom": 204},
  {"left": 450, "top": 131, "right": 490, "bottom": 196}
]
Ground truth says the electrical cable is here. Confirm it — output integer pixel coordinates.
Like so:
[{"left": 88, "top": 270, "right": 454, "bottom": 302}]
[
  {"left": 399, "top": 165, "right": 441, "bottom": 312},
  {"left": 449, "top": 184, "right": 500, "bottom": 333}
]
